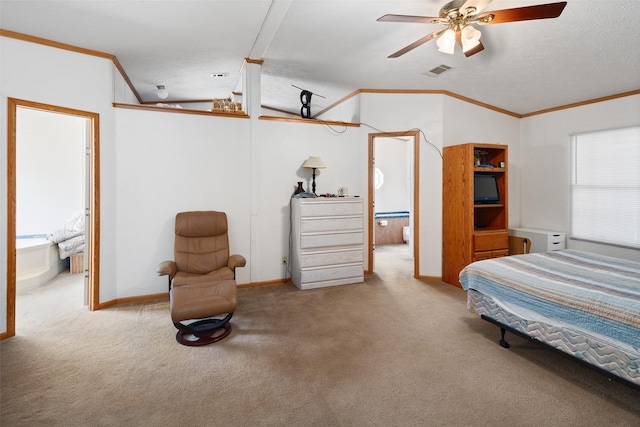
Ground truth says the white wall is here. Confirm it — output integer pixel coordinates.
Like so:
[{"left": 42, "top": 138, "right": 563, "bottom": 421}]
[
  {"left": 112, "top": 64, "right": 139, "bottom": 104},
  {"left": 519, "top": 94, "right": 640, "bottom": 261},
  {"left": 360, "top": 93, "right": 521, "bottom": 277},
  {"left": 16, "top": 108, "right": 85, "bottom": 236},
  {"left": 374, "top": 137, "right": 411, "bottom": 213},
  {"left": 1, "top": 36, "right": 119, "bottom": 334},
  {"left": 114, "top": 108, "right": 365, "bottom": 298},
  {"left": 251, "top": 119, "right": 364, "bottom": 283},
  {"left": 317, "top": 93, "right": 361, "bottom": 123},
  {"left": 442, "top": 96, "right": 522, "bottom": 229},
  {"left": 360, "top": 93, "right": 445, "bottom": 276},
  {"left": 114, "top": 108, "right": 251, "bottom": 296}
]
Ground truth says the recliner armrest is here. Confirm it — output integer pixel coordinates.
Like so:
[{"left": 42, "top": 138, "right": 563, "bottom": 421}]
[
  {"left": 228, "top": 254, "right": 246, "bottom": 273},
  {"left": 157, "top": 260, "right": 178, "bottom": 278}
]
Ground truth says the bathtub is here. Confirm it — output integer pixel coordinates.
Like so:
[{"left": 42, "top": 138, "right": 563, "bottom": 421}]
[{"left": 16, "top": 237, "right": 66, "bottom": 293}]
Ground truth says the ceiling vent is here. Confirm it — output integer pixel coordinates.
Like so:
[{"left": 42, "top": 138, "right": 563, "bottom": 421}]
[{"left": 425, "top": 64, "right": 453, "bottom": 77}]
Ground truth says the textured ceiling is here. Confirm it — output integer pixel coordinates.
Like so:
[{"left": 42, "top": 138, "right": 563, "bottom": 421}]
[{"left": 2, "top": 0, "right": 639, "bottom": 116}]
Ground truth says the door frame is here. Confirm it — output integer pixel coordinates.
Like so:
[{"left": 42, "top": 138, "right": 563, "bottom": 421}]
[
  {"left": 3, "top": 97, "right": 100, "bottom": 339},
  {"left": 367, "top": 130, "right": 420, "bottom": 276}
]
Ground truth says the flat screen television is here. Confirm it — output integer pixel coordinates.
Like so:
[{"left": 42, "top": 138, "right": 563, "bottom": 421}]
[{"left": 474, "top": 175, "right": 500, "bottom": 204}]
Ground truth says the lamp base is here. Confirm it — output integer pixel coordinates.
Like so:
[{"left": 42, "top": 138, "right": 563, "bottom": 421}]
[{"left": 311, "top": 168, "right": 317, "bottom": 194}]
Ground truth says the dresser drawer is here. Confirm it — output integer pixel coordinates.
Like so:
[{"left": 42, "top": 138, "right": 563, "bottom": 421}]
[
  {"left": 291, "top": 198, "right": 365, "bottom": 290},
  {"left": 300, "top": 264, "right": 363, "bottom": 284},
  {"left": 492, "top": 249, "right": 509, "bottom": 258},
  {"left": 301, "top": 216, "right": 362, "bottom": 233},
  {"left": 473, "top": 251, "right": 494, "bottom": 261},
  {"left": 473, "top": 232, "right": 508, "bottom": 251},
  {"left": 547, "top": 241, "right": 566, "bottom": 250},
  {"left": 300, "top": 231, "right": 363, "bottom": 249},
  {"left": 300, "top": 248, "right": 363, "bottom": 268},
  {"left": 547, "top": 233, "right": 566, "bottom": 251},
  {"left": 299, "top": 200, "right": 363, "bottom": 217},
  {"left": 473, "top": 249, "right": 508, "bottom": 262}
]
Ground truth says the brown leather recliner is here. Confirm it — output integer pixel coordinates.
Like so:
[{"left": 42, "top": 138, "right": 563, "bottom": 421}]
[{"left": 157, "top": 211, "right": 246, "bottom": 346}]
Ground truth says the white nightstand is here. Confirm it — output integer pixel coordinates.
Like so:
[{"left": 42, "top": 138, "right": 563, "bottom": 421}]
[{"left": 509, "top": 228, "right": 566, "bottom": 253}]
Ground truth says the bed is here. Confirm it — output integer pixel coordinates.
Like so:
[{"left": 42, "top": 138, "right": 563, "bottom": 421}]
[
  {"left": 459, "top": 249, "right": 640, "bottom": 389},
  {"left": 48, "top": 211, "right": 85, "bottom": 260}
]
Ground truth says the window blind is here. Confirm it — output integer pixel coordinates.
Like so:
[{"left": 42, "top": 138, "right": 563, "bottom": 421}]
[{"left": 571, "top": 126, "right": 640, "bottom": 248}]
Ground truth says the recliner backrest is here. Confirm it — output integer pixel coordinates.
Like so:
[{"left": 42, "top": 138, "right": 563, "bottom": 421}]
[{"left": 174, "top": 211, "right": 230, "bottom": 274}]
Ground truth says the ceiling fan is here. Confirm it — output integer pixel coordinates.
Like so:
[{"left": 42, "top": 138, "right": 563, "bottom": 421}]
[{"left": 378, "top": 0, "right": 567, "bottom": 58}]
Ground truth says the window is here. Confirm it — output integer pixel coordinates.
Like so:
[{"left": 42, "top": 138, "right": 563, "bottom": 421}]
[
  {"left": 374, "top": 168, "right": 384, "bottom": 190},
  {"left": 571, "top": 126, "right": 640, "bottom": 248}
]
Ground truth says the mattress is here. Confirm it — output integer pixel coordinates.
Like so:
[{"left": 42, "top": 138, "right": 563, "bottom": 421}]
[
  {"left": 467, "top": 289, "right": 640, "bottom": 386},
  {"left": 460, "top": 250, "right": 640, "bottom": 386}
]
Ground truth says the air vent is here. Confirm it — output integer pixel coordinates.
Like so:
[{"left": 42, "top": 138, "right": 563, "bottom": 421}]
[{"left": 425, "top": 64, "right": 453, "bottom": 77}]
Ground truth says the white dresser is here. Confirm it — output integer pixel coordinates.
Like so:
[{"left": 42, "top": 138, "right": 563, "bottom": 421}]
[
  {"left": 509, "top": 228, "right": 566, "bottom": 253},
  {"left": 291, "top": 197, "right": 364, "bottom": 290}
]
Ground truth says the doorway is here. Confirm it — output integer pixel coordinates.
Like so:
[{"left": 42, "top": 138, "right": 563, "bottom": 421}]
[
  {"left": 4, "top": 98, "right": 100, "bottom": 339},
  {"left": 367, "top": 131, "right": 420, "bottom": 277}
]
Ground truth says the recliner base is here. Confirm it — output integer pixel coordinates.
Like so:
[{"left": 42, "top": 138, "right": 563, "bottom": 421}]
[{"left": 173, "top": 312, "right": 233, "bottom": 346}]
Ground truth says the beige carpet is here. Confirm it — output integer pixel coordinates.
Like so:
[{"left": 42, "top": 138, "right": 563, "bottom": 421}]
[{"left": 2, "top": 245, "right": 639, "bottom": 426}]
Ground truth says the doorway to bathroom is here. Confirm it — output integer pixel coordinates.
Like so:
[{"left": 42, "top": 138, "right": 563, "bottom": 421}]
[
  {"left": 4, "top": 98, "right": 100, "bottom": 339},
  {"left": 367, "top": 131, "right": 419, "bottom": 277}
]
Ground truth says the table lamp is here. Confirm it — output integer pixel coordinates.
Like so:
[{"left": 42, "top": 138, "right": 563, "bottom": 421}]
[{"left": 303, "top": 156, "right": 326, "bottom": 195}]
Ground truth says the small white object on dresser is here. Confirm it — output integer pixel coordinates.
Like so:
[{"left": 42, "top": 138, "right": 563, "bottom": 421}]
[
  {"left": 291, "top": 197, "right": 364, "bottom": 290},
  {"left": 509, "top": 228, "right": 566, "bottom": 253}
]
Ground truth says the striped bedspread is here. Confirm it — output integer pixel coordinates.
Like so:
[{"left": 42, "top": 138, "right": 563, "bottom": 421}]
[{"left": 459, "top": 250, "right": 640, "bottom": 348}]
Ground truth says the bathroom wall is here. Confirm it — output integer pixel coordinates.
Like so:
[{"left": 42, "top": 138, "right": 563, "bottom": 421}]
[
  {"left": 16, "top": 107, "right": 85, "bottom": 236},
  {"left": 374, "top": 136, "right": 411, "bottom": 245},
  {"left": 374, "top": 136, "right": 411, "bottom": 213}
]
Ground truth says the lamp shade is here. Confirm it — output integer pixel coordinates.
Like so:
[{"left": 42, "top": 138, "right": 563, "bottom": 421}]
[
  {"left": 461, "top": 25, "right": 481, "bottom": 52},
  {"left": 436, "top": 29, "right": 456, "bottom": 55},
  {"left": 303, "top": 156, "right": 326, "bottom": 169}
]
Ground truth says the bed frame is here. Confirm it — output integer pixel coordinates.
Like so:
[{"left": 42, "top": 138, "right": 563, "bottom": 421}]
[
  {"left": 460, "top": 250, "right": 640, "bottom": 391},
  {"left": 481, "top": 315, "right": 640, "bottom": 392}
]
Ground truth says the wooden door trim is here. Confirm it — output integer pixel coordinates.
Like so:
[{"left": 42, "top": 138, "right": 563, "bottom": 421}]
[
  {"left": 3, "top": 98, "right": 100, "bottom": 340},
  {"left": 367, "top": 131, "right": 420, "bottom": 277}
]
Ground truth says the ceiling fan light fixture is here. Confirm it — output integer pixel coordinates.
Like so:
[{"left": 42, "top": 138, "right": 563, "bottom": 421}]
[
  {"left": 437, "top": 29, "right": 456, "bottom": 54},
  {"left": 380, "top": 0, "right": 568, "bottom": 59},
  {"left": 461, "top": 25, "right": 481, "bottom": 52},
  {"left": 156, "top": 85, "right": 168, "bottom": 99}
]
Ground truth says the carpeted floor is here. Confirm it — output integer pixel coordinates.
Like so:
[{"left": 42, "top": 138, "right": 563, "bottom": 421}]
[{"left": 1, "top": 245, "right": 639, "bottom": 426}]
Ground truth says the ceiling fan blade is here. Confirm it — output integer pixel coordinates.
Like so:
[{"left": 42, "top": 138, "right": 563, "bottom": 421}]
[
  {"left": 455, "top": 29, "right": 484, "bottom": 58},
  {"left": 464, "top": 41, "right": 485, "bottom": 57},
  {"left": 460, "top": 0, "right": 493, "bottom": 15},
  {"left": 377, "top": 14, "right": 441, "bottom": 24},
  {"left": 476, "top": 1, "right": 567, "bottom": 25},
  {"left": 388, "top": 29, "right": 444, "bottom": 58}
]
